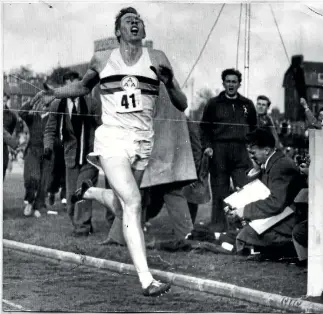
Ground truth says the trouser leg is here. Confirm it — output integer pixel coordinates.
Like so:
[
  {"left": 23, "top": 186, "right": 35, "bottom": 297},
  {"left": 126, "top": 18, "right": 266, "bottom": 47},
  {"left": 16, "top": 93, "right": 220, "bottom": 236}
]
[
  {"left": 65, "top": 165, "right": 79, "bottom": 229},
  {"left": 3, "top": 145, "right": 9, "bottom": 180},
  {"left": 73, "top": 163, "right": 98, "bottom": 233},
  {"left": 23, "top": 147, "right": 41, "bottom": 205},
  {"left": 34, "top": 155, "right": 53, "bottom": 210},
  {"left": 292, "top": 220, "right": 308, "bottom": 261},
  {"left": 230, "top": 142, "right": 252, "bottom": 189},
  {"left": 209, "top": 142, "right": 230, "bottom": 232},
  {"left": 188, "top": 202, "right": 199, "bottom": 225},
  {"left": 163, "top": 186, "right": 193, "bottom": 239}
]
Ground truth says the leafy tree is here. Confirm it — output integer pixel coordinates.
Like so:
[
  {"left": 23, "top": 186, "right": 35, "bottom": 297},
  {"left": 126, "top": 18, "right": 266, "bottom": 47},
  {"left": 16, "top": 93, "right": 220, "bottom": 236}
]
[
  {"left": 47, "top": 66, "right": 72, "bottom": 86},
  {"left": 9, "top": 65, "right": 34, "bottom": 80},
  {"left": 271, "top": 107, "right": 284, "bottom": 122},
  {"left": 190, "top": 87, "right": 216, "bottom": 121}
]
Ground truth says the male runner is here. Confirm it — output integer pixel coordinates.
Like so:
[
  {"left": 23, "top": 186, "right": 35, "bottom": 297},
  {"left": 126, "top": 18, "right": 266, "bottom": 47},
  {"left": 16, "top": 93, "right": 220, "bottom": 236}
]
[{"left": 32, "top": 7, "right": 187, "bottom": 297}]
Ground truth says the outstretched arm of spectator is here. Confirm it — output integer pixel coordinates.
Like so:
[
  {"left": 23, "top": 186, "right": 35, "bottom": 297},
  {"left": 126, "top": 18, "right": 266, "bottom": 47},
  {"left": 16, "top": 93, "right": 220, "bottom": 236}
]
[
  {"left": 267, "top": 115, "right": 283, "bottom": 148},
  {"left": 300, "top": 98, "right": 322, "bottom": 130}
]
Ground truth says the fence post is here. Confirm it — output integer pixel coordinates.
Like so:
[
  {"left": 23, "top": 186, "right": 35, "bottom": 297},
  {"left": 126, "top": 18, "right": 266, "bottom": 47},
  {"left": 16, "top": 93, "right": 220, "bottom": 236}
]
[{"left": 307, "top": 129, "right": 323, "bottom": 297}]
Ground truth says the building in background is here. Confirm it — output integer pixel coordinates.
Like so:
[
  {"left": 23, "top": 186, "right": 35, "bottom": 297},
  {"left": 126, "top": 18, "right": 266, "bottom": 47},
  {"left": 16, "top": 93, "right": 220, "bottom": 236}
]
[{"left": 283, "top": 55, "right": 323, "bottom": 121}]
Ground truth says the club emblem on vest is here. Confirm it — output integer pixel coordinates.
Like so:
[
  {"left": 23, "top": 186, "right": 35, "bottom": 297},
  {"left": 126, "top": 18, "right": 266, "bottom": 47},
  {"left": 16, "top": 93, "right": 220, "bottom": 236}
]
[{"left": 121, "top": 76, "right": 139, "bottom": 91}]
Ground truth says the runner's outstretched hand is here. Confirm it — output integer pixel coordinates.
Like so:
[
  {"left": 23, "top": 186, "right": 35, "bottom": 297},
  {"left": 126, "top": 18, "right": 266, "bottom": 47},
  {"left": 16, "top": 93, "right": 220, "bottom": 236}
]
[
  {"left": 31, "top": 83, "right": 56, "bottom": 112},
  {"left": 150, "top": 65, "right": 174, "bottom": 88}
]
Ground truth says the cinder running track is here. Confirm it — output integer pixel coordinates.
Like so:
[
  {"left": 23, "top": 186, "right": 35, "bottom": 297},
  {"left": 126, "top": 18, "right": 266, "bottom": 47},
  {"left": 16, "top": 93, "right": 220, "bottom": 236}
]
[{"left": 2, "top": 249, "right": 283, "bottom": 312}]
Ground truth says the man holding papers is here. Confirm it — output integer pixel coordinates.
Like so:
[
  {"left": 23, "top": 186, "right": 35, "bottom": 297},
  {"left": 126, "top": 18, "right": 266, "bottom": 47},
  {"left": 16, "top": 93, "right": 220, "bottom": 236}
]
[{"left": 230, "top": 128, "right": 306, "bottom": 260}]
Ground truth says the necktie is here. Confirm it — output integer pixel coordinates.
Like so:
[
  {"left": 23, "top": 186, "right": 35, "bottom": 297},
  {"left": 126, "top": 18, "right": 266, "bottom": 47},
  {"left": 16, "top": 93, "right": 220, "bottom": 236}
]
[
  {"left": 70, "top": 98, "right": 82, "bottom": 164},
  {"left": 71, "top": 99, "right": 78, "bottom": 131}
]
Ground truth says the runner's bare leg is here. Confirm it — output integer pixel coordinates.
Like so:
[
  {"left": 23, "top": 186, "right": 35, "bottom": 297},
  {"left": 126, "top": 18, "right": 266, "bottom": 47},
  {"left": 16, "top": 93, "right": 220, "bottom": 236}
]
[
  {"left": 98, "top": 156, "right": 153, "bottom": 288},
  {"left": 84, "top": 187, "right": 121, "bottom": 217}
]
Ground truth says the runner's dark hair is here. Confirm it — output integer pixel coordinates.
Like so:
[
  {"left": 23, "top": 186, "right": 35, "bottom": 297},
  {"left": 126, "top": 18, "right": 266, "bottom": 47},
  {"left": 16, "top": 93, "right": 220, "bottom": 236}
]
[{"left": 115, "top": 7, "right": 145, "bottom": 43}]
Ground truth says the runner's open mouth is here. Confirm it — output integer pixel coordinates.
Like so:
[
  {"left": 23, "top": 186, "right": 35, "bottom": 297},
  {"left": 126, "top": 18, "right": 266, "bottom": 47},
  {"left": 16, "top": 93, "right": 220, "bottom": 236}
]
[{"left": 131, "top": 26, "right": 139, "bottom": 35}]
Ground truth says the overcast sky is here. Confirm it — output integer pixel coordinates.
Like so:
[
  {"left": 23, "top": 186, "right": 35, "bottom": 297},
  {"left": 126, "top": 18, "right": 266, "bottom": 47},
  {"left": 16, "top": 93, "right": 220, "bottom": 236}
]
[{"left": 3, "top": 1, "right": 323, "bottom": 112}]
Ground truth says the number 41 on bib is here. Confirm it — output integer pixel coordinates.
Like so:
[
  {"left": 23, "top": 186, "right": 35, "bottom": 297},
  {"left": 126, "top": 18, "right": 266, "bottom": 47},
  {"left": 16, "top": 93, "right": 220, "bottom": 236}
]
[{"left": 114, "top": 90, "right": 143, "bottom": 113}]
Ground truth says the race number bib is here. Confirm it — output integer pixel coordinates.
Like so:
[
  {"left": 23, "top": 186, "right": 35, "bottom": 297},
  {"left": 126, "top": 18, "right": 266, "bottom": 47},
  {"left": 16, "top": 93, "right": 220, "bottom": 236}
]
[{"left": 114, "top": 89, "right": 143, "bottom": 113}]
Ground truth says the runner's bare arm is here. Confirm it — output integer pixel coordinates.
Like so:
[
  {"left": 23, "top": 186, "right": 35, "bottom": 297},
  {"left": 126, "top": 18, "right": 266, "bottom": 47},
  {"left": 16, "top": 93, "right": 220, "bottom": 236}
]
[
  {"left": 53, "top": 68, "right": 99, "bottom": 99},
  {"left": 150, "top": 50, "right": 187, "bottom": 112},
  {"left": 31, "top": 55, "right": 101, "bottom": 110}
]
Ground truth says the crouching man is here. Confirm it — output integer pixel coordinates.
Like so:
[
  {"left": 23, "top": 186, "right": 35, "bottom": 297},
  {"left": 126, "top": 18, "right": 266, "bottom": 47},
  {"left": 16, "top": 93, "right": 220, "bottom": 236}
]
[{"left": 230, "top": 128, "right": 306, "bottom": 260}]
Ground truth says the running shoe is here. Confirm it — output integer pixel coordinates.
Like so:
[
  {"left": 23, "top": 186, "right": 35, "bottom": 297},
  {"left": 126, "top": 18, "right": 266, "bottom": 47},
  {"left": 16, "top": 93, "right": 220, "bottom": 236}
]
[
  {"left": 142, "top": 280, "right": 171, "bottom": 297},
  {"left": 71, "top": 179, "right": 93, "bottom": 204}
]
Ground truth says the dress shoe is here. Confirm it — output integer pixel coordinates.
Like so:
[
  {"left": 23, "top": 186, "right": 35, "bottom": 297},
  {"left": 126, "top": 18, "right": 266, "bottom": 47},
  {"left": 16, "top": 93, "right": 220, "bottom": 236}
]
[
  {"left": 71, "top": 179, "right": 93, "bottom": 204},
  {"left": 71, "top": 230, "right": 91, "bottom": 237},
  {"left": 246, "top": 253, "right": 269, "bottom": 262},
  {"left": 98, "top": 237, "right": 124, "bottom": 246},
  {"left": 71, "top": 224, "right": 93, "bottom": 237},
  {"left": 295, "top": 259, "right": 307, "bottom": 267}
]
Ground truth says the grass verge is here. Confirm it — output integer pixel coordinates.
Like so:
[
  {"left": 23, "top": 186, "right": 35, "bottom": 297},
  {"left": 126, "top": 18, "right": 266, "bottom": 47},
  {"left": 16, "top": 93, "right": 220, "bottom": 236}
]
[{"left": 3, "top": 171, "right": 307, "bottom": 298}]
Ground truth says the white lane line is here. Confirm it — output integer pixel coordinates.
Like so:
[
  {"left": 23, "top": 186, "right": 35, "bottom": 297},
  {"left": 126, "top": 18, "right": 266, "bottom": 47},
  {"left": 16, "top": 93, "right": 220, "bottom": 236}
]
[{"left": 2, "top": 299, "right": 28, "bottom": 311}]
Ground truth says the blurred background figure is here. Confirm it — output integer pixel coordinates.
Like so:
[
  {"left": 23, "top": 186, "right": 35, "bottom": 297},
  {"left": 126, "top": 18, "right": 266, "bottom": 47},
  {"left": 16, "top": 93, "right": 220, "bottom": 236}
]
[
  {"left": 19, "top": 98, "right": 53, "bottom": 218},
  {"left": 3, "top": 92, "right": 19, "bottom": 180},
  {"left": 47, "top": 133, "right": 67, "bottom": 208},
  {"left": 256, "top": 95, "right": 281, "bottom": 148}
]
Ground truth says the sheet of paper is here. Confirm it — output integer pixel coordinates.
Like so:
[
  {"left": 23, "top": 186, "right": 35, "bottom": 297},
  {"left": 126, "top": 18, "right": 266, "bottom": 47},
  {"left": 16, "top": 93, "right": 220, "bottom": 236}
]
[
  {"left": 224, "top": 179, "right": 270, "bottom": 209},
  {"left": 249, "top": 206, "right": 294, "bottom": 235}
]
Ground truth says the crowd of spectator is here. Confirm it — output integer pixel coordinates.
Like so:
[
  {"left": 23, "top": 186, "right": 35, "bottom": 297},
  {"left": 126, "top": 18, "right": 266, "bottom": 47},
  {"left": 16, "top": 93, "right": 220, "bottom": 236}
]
[{"left": 3, "top": 68, "right": 323, "bottom": 269}]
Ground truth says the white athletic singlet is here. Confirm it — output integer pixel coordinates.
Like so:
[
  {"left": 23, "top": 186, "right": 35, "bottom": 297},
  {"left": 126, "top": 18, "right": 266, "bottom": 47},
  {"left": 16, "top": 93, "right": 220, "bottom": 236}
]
[{"left": 99, "top": 48, "right": 159, "bottom": 139}]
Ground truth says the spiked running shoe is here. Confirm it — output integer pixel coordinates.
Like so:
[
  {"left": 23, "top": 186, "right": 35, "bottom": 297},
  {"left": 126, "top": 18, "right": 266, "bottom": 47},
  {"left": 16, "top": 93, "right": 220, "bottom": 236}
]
[
  {"left": 71, "top": 179, "right": 93, "bottom": 204},
  {"left": 142, "top": 280, "right": 171, "bottom": 297}
]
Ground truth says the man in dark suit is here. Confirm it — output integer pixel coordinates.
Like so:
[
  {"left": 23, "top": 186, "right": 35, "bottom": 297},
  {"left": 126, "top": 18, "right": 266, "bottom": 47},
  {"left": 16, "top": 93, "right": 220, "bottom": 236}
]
[
  {"left": 231, "top": 128, "right": 306, "bottom": 260},
  {"left": 44, "top": 71, "right": 101, "bottom": 236}
]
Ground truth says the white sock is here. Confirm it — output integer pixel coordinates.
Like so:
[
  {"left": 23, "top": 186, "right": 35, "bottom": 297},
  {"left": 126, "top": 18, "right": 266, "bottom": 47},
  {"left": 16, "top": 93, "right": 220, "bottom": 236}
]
[{"left": 138, "top": 271, "right": 154, "bottom": 289}]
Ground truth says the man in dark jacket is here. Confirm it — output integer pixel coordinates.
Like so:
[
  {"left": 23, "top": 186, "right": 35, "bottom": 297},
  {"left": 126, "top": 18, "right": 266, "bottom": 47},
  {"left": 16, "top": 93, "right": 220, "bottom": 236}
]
[
  {"left": 44, "top": 71, "right": 101, "bottom": 236},
  {"left": 232, "top": 128, "right": 306, "bottom": 259},
  {"left": 19, "top": 99, "right": 53, "bottom": 217},
  {"left": 256, "top": 95, "right": 280, "bottom": 147},
  {"left": 200, "top": 68, "right": 257, "bottom": 232}
]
